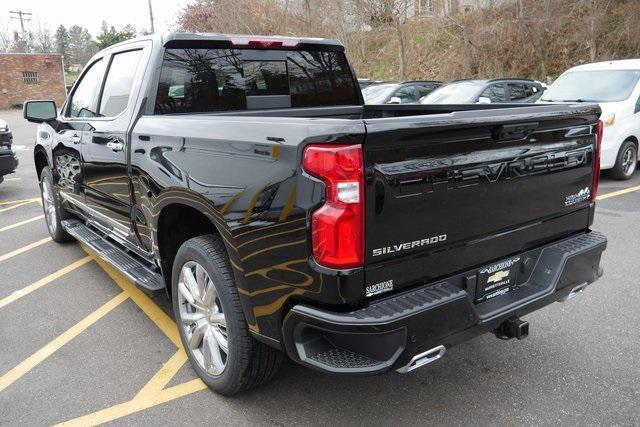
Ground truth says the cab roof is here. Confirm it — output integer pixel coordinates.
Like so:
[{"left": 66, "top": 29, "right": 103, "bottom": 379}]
[
  {"left": 161, "top": 32, "right": 344, "bottom": 51},
  {"left": 100, "top": 32, "right": 345, "bottom": 54}
]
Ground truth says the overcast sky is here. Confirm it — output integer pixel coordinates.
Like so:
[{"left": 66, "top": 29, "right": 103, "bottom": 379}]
[{"left": 0, "top": 0, "right": 192, "bottom": 36}]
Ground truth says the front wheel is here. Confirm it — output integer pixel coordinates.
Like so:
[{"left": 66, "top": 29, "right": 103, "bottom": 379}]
[
  {"left": 611, "top": 140, "right": 638, "bottom": 180},
  {"left": 172, "top": 235, "right": 282, "bottom": 395},
  {"left": 39, "top": 166, "right": 74, "bottom": 242}
]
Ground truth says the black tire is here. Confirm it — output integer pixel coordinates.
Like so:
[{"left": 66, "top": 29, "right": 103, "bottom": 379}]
[
  {"left": 171, "top": 235, "right": 282, "bottom": 395},
  {"left": 39, "top": 166, "right": 74, "bottom": 243},
  {"left": 611, "top": 140, "right": 638, "bottom": 180}
]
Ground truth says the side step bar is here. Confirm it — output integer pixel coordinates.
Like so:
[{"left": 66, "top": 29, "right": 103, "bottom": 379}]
[{"left": 62, "top": 219, "right": 165, "bottom": 293}]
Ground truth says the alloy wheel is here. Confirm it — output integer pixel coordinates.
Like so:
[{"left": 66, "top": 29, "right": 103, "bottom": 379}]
[
  {"left": 177, "top": 261, "right": 229, "bottom": 376},
  {"left": 41, "top": 179, "right": 57, "bottom": 234},
  {"left": 56, "top": 154, "right": 81, "bottom": 190},
  {"left": 621, "top": 145, "right": 637, "bottom": 176}
]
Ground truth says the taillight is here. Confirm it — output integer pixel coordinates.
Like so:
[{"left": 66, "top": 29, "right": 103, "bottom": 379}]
[
  {"left": 302, "top": 144, "right": 364, "bottom": 269},
  {"left": 591, "top": 120, "right": 603, "bottom": 202}
]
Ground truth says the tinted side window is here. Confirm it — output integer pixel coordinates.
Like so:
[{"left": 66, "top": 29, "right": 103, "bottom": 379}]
[
  {"left": 99, "top": 50, "right": 143, "bottom": 117},
  {"left": 635, "top": 94, "right": 640, "bottom": 114},
  {"left": 155, "top": 49, "right": 246, "bottom": 114},
  {"left": 394, "top": 86, "right": 418, "bottom": 103},
  {"left": 68, "top": 59, "right": 106, "bottom": 118},
  {"left": 417, "top": 85, "right": 437, "bottom": 97},
  {"left": 508, "top": 83, "right": 526, "bottom": 101},
  {"left": 508, "top": 83, "right": 538, "bottom": 103},
  {"left": 287, "top": 51, "right": 358, "bottom": 107},
  {"left": 155, "top": 48, "right": 358, "bottom": 114},
  {"left": 480, "top": 84, "right": 507, "bottom": 102}
]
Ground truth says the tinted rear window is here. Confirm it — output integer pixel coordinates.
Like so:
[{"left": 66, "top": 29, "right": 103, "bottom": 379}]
[{"left": 154, "top": 48, "right": 358, "bottom": 114}]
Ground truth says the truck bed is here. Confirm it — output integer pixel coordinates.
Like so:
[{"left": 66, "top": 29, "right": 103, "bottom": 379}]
[{"left": 133, "top": 102, "right": 600, "bottom": 301}]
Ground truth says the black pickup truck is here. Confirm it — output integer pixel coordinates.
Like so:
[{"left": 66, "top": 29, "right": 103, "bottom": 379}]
[
  {"left": 0, "top": 118, "right": 18, "bottom": 183},
  {"left": 24, "top": 33, "right": 606, "bottom": 395}
]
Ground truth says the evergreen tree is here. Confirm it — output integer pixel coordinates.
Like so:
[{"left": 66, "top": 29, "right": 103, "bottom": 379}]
[
  {"left": 96, "top": 21, "right": 136, "bottom": 50},
  {"left": 67, "top": 25, "right": 97, "bottom": 65},
  {"left": 54, "top": 25, "right": 70, "bottom": 63}
]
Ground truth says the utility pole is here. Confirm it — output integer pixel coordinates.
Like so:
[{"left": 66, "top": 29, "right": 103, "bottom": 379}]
[
  {"left": 9, "top": 10, "right": 32, "bottom": 52},
  {"left": 9, "top": 10, "right": 32, "bottom": 34},
  {"left": 147, "top": 0, "right": 155, "bottom": 34}
]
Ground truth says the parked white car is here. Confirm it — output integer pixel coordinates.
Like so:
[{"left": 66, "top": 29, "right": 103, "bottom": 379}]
[{"left": 539, "top": 59, "right": 640, "bottom": 179}]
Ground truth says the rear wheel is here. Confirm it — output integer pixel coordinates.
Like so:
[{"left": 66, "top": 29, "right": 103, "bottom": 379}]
[
  {"left": 611, "top": 140, "right": 637, "bottom": 180},
  {"left": 39, "top": 166, "right": 74, "bottom": 242},
  {"left": 171, "top": 235, "right": 282, "bottom": 395}
]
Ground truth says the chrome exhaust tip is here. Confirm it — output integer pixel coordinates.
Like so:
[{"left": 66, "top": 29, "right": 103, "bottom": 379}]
[
  {"left": 396, "top": 345, "right": 446, "bottom": 374},
  {"left": 560, "top": 282, "right": 589, "bottom": 302}
]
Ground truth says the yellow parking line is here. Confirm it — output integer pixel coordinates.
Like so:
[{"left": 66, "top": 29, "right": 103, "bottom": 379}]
[
  {"left": 133, "top": 348, "right": 188, "bottom": 400},
  {"left": 158, "top": 378, "right": 208, "bottom": 402},
  {"left": 0, "top": 237, "right": 51, "bottom": 263},
  {"left": 0, "top": 200, "right": 36, "bottom": 213},
  {"left": 0, "top": 215, "right": 44, "bottom": 233},
  {"left": 80, "top": 244, "right": 181, "bottom": 347},
  {"left": 55, "top": 247, "right": 209, "bottom": 426},
  {"left": 0, "top": 292, "right": 128, "bottom": 393},
  {"left": 52, "top": 246, "right": 211, "bottom": 426},
  {"left": 0, "top": 257, "right": 92, "bottom": 310},
  {"left": 0, "top": 197, "right": 39, "bottom": 206},
  {"left": 57, "top": 376, "right": 207, "bottom": 427},
  {"left": 597, "top": 184, "right": 640, "bottom": 201}
]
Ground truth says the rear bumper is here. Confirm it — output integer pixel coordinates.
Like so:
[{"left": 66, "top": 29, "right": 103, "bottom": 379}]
[
  {"left": 0, "top": 130, "right": 12, "bottom": 145},
  {"left": 0, "top": 149, "right": 18, "bottom": 177},
  {"left": 600, "top": 134, "right": 621, "bottom": 170},
  {"left": 282, "top": 231, "right": 607, "bottom": 375}
]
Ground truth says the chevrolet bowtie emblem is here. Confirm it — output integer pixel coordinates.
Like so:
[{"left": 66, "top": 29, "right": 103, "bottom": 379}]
[{"left": 487, "top": 269, "right": 510, "bottom": 284}]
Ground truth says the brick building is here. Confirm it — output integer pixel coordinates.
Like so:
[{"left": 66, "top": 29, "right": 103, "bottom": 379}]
[{"left": 0, "top": 53, "right": 67, "bottom": 110}]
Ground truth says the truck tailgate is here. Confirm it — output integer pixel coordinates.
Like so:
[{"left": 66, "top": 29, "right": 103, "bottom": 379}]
[{"left": 363, "top": 104, "right": 600, "bottom": 295}]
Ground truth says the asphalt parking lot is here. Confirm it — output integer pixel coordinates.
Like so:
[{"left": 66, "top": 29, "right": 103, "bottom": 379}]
[{"left": 0, "top": 107, "right": 639, "bottom": 426}]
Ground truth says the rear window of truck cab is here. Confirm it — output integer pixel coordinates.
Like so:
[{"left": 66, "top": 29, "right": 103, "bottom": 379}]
[{"left": 154, "top": 48, "right": 359, "bottom": 113}]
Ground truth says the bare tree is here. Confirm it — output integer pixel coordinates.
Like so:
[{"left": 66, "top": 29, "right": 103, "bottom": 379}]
[
  {"left": 175, "top": 0, "right": 640, "bottom": 83},
  {"left": 583, "top": 0, "right": 612, "bottom": 62},
  {"left": 539, "top": 0, "right": 553, "bottom": 78},
  {"left": 32, "top": 24, "right": 54, "bottom": 53},
  {"left": 0, "top": 20, "right": 11, "bottom": 53},
  {"left": 352, "top": 0, "right": 410, "bottom": 79}
]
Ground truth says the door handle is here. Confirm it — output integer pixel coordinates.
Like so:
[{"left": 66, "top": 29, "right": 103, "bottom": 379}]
[
  {"left": 70, "top": 134, "right": 81, "bottom": 144},
  {"left": 106, "top": 141, "right": 124, "bottom": 152}
]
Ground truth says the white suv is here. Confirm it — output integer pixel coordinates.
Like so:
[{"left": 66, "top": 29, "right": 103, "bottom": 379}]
[{"left": 539, "top": 59, "right": 640, "bottom": 179}]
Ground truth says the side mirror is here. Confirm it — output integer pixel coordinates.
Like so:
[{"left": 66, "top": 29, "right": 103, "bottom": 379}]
[
  {"left": 387, "top": 96, "right": 402, "bottom": 104},
  {"left": 23, "top": 100, "right": 57, "bottom": 123},
  {"left": 477, "top": 96, "right": 492, "bottom": 104}
]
